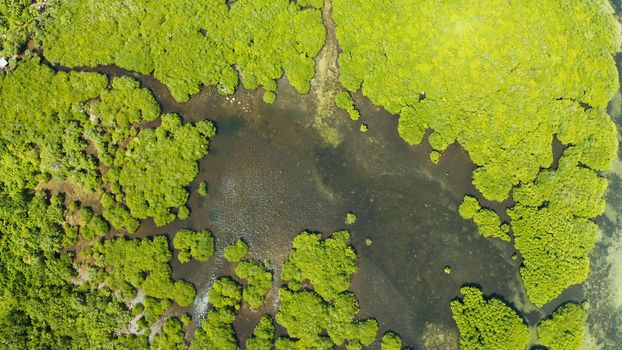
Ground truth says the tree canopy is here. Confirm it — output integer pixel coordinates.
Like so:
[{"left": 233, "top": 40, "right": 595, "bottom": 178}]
[
  {"left": 281, "top": 230, "right": 357, "bottom": 301},
  {"left": 450, "top": 286, "right": 530, "bottom": 350},
  {"left": 333, "top": 0, "right": 620, "bottom": 307},
  {"left": 276, "top": 230, "right": 378, "bottom": 350},
  {"left": 42, "top": 0, "right": 325, "bottom": 102},
  {"left": 537, "top": 302, "right": 588, "bottom": 350},
  {"left": 173, "top": 229, "right": 215, "bottom": 263}
]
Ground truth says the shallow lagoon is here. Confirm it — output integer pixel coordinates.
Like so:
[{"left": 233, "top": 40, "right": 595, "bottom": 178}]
[{"left": 70, "top": 23, "right": 622, "bottom": 349}]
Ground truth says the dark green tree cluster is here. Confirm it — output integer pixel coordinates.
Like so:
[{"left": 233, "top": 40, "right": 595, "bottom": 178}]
[
  {"left": 0, "top": 0, "right": 43, "bottom": 56},
  {"left": 224, "top": 239, "right": 249, "bottom": 262},
  {"left": 0, "top": 190, "right": 144, "bottom": 348},
  {"left": 276, "top": 231, "right": 378, "bottom": 349},
  {"left": 0, "top": 57, "right": 107, "bottom": 193},
  {"left": 107, "top": 114, "right": 215, "bottom": 226},
  {"left": 235, "top": 260, "right": 273, "bottom": 310},
  {"left": 88, "top": 236, "right": 196, "bottom": 307},
  {"left": 333, "top": 0, "right": 620, "bottom": 308},
  {"left": 173, "top": 229, "right": 215, "bottom": 263},
  {"left": 458, "top": 196, "right": 509, "bottom": 241},
  {"left": 536, "top": 302, "right": 588, "bottom": 350},
  {"left": 281, "top": 230, "right": 357, "bottom": 301},
  {"left": 42, "top": 0, "right": 325, "bottom": 102},
  {"left": 450, "top": 287, "right": 530, "bottom": 350}
]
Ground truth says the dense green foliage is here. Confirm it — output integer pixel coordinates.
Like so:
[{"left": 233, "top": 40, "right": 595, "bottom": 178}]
[
  {"left": 108, "top": 115, "right": 215, "bottom": 226},
  {"left": 509, "top": 149, "right": 606, "bottom": 306},
  {"left": 192, "top": 308, "right": 239, "bottom": 350},
  {"left": 459, "top": 196, "right": 509, "bottom": 241},
  {"left": 381, "top": 331, "right": 402, "bottom": 350},
  {"left": 281, "top": 230, "right": 357, "bottom": 301},
  {"left": 537, "top": 303, "right": 588, "bottom": 350},
  {"left": 0, "top": 57, "right": 107, "bottom": 192},
  {"left": 88, "top": 236, "right": 196, "bottom": 307},
  {"left": 0, "top": 0, "right": 43, "bottom": 56},
  {"left": 333, "top": 0, "right": 620, "bottom": 307},
  {"left": 0, "top": 191, "right": 141, "bottom": 348},
  {"left": 0, "top": 58, "right": 211, "bottom": 229},
  {"left": 152, "top": 317, "right": 188, "bottom": 350},
  {"left": 208, "top": 277, "right": 242, "bottom": 309},
  {"left": 246, "top": 315, "right": 275, "bottom": 350},
  {"left": 42, "top": 0, "right": 325, "bottom": 102},
  {"left": 335, "top": 91, "right": 360, "bottom": 121},
  {"left": 276, "top": 231, "right": 377, "bottom": 349},
  {"left": 0, "top": 58, "right": 199, "bottom": 347},
  {"left": 173, "top": 229, "right": 215, "bottom": 263},
  {"left": 334, "top": 0, "right": 619, "bottom": 200},
  {"left": 224, "top": 239, "right": 249, "bottom": 263},
  {"left": 235, "top": 260, "right": 273, "bottom": 310},
  {"left": 450, "top": 287, "right": 530, "bottom": 350},
  {"left": 90, "top": 76, "right": 160, "bottom": 159}
]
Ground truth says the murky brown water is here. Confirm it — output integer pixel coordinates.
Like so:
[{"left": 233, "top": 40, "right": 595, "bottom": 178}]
[{"left": 105, "top": 72, "right": 542, "bottom": 348}]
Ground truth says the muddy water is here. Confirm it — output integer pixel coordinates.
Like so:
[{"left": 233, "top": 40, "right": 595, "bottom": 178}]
[
  {"left": 79, "top": 27, "right": 622, "bottom": 350},
  {"left": 111, "top": 68, "right": 540, "bottom": 348}
]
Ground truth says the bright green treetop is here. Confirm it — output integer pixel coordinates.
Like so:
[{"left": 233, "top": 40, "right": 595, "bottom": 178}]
[
  {"left": 235, "top": 260, "right": 273, "bottom": 310},
  {"left": 333, "top": 0, "right": 620, "bottom": 307},
  {"left": 208, "top": 277, "right": 242, "bottom": 309},
  {"left": 381, "top": 331, "right": 402, "bottom": 350},
  {"left": 192, "top": 308, "right": 239, "bottom": 350},
  {"left": 537, "top": 302, "right": 588, "bottom": 350},
  {"left": 94, "top": 236, "right": 196, "bottom": 307},
  {"left": 112, "top": 114, "right": 215, "bottom": 226},
  {"left": 246, "top": 315, "right": 276, "bottom": 350},
  {"left": 151, "top": 317, "right": 187, "bottom": 350},
  {"left": 224, "top": 239, "right": 249, "bottom": 263},
  {"left": 0, "top": 0, "right": 43, "bottom": 56},
  {"left": 450, "top": 286, "right": 530, "bottom": 350},
  {"left": 281, "top": 230, "right": 357, "bottom": 301},
  {"left": 173, "top": 229, "right": 215, "bottom": 263},
  {"left": 42, "top": 0, "right": 325, "bottom": 102}
]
